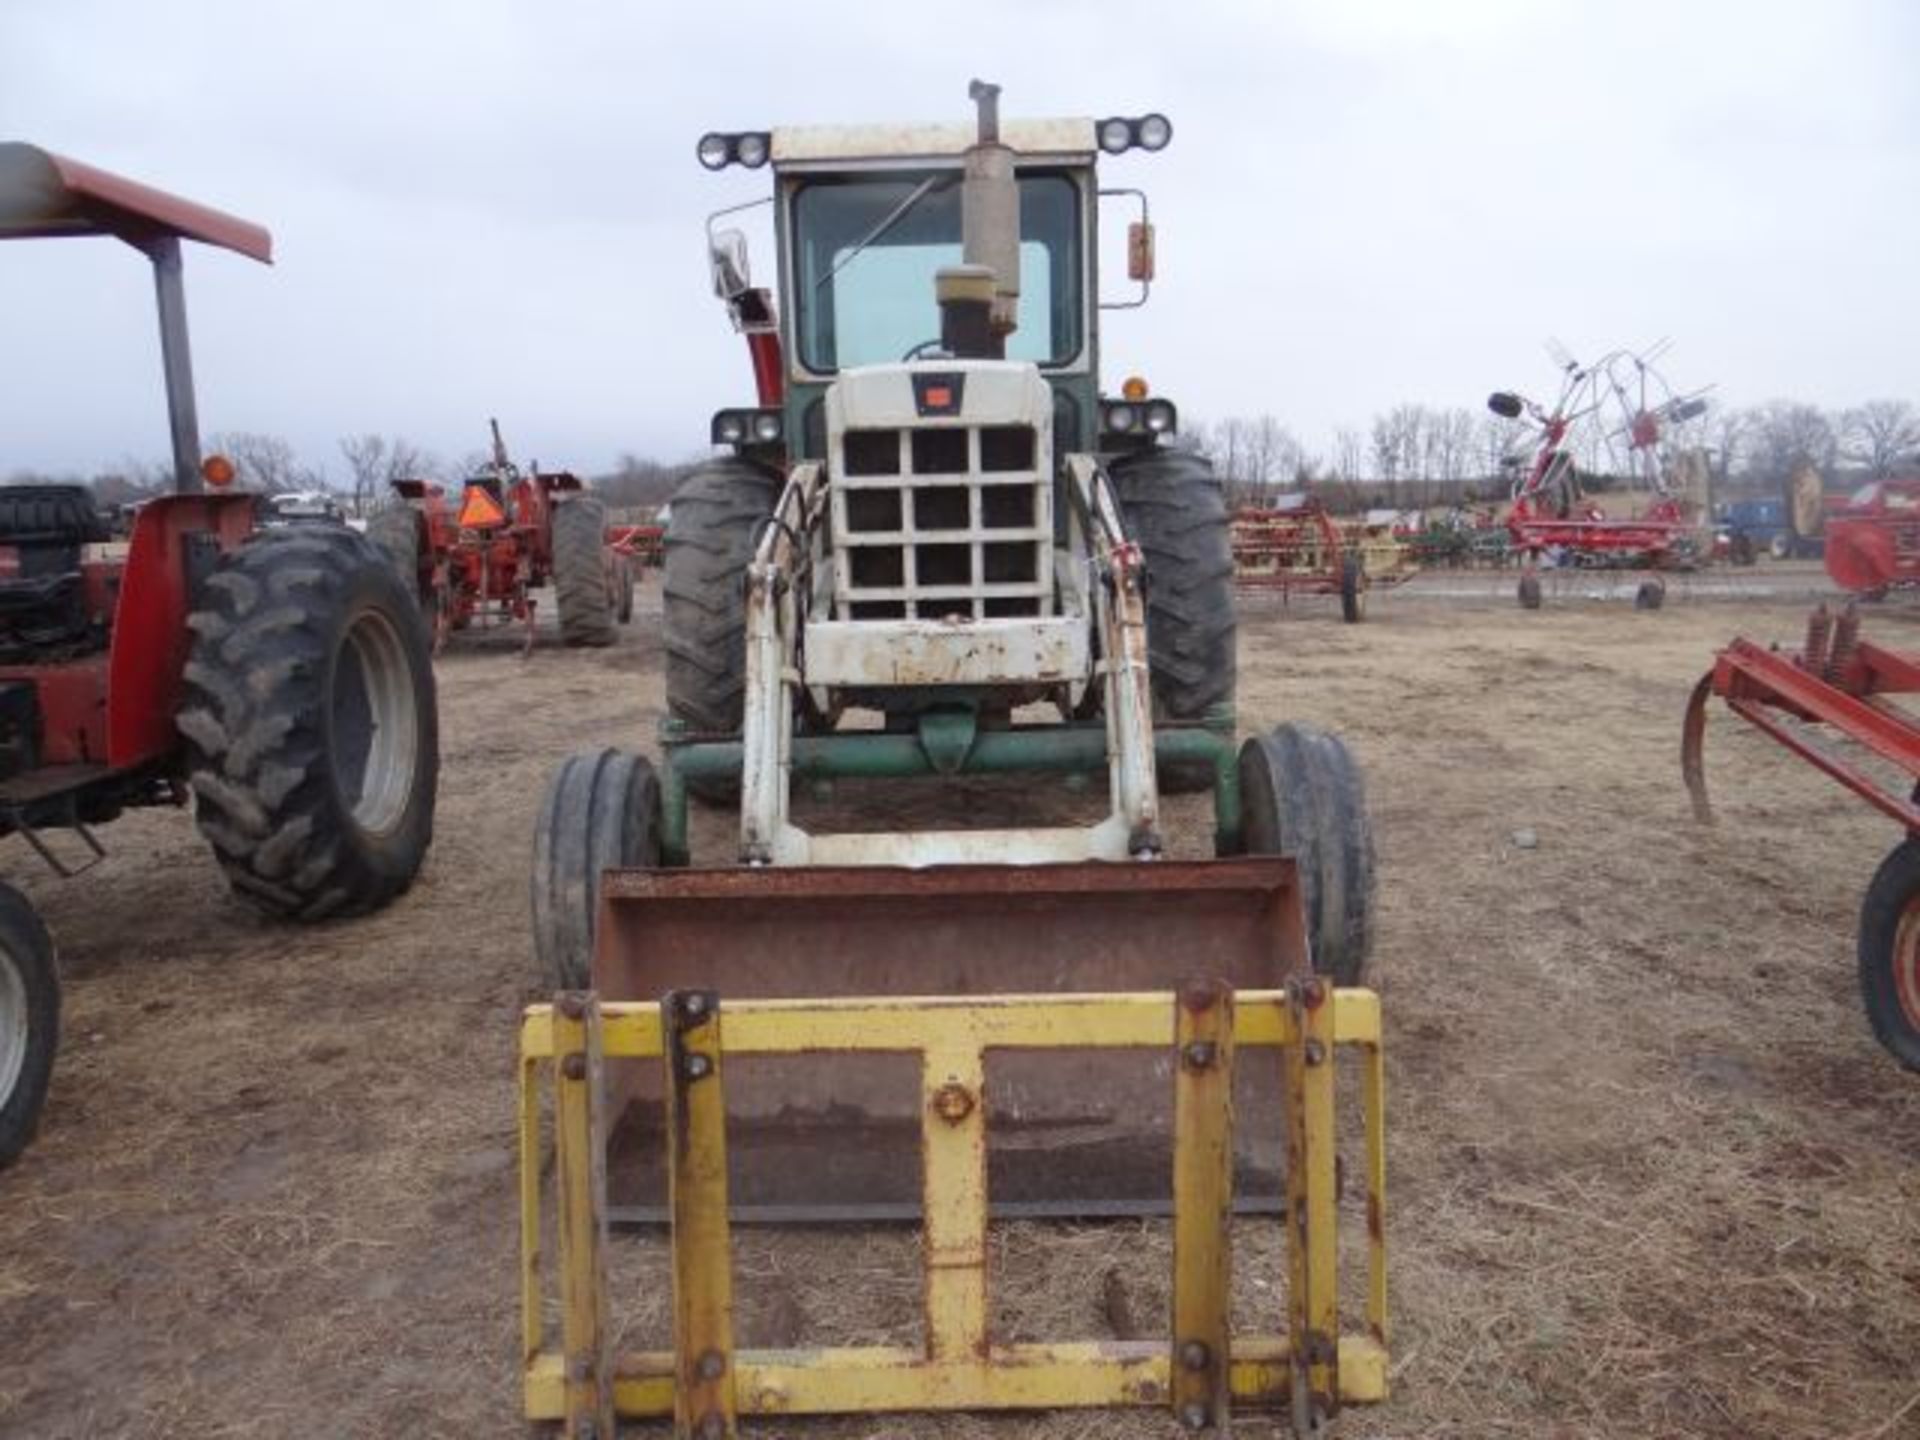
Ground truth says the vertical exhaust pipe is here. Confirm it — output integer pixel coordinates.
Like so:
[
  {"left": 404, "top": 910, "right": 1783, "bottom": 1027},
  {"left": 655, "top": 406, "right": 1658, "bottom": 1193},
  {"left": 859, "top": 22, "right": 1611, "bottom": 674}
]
[{"left": 937, "top": 79, "right": 1020, "bottom": 360}]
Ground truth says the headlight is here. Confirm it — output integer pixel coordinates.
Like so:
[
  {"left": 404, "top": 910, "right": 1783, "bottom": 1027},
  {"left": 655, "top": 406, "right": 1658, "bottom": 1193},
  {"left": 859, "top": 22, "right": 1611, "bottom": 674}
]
[
  {"left": 1105, "top": 402, "right": 1138, "bottom": 434},
  {"left": 1143, "top": 400, "right": 1177, "bottom": 434},
  {"left": 714, "top": 412, "right": 748, "bottom": 444},
  {"left": 734, "top": 131, "right": 770, "bottom": 169},
  {"left": 1136, "top": 113, "right": 1173, "bottom": 151},
  {"left": 696, "top": 132, "right": 731, "bottom": 170},
  {"left": 1097, "top": 117, "right": 1132, "bottom": 154},
  {"left": 752, "top": 410, "right": 783, "bottom": 443}
]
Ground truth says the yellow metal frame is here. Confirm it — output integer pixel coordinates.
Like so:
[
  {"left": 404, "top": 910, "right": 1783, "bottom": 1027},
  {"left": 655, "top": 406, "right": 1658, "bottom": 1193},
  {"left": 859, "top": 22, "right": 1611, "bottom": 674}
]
[{"left": 520, "top": 984, "right": 1387, "bottom": 1437}]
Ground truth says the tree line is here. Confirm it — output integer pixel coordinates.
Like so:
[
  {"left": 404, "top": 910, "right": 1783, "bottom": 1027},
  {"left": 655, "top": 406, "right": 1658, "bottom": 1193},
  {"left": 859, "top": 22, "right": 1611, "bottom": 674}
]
[{"left": 9, "top": 397, "right": 1915, "bottom": 518}]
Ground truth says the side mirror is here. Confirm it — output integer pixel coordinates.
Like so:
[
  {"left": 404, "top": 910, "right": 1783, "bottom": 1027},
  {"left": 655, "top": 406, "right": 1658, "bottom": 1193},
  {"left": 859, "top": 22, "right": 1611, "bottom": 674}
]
[
  {"left": 709, "top": 228, "right": 751, "bottom": 300},
  {"left": 1487, "top": 391, "right": 1524, "bottom": 420},
  {"left": 1127, "top": 220, "right": 1155, "bottom": 283}
]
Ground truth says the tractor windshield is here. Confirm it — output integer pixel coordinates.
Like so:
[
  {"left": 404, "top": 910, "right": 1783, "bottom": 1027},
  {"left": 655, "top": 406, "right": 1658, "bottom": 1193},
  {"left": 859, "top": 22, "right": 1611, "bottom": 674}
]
[{"left": 791, "top": 170, "right": 1082, "bottom": 372}]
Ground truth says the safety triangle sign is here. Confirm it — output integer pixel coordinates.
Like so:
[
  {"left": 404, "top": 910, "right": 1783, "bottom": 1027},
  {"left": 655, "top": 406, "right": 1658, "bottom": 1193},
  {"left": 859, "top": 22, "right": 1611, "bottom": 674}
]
[{"left": 459, "top": 484, "right": 509, "bottom": 530}]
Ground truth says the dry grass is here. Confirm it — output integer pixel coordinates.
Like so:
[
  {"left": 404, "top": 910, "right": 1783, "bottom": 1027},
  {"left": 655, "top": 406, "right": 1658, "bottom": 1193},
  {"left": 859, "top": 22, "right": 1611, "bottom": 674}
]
[{"left": 3, "top": 568, "right": 1919, "bottom": 1438}]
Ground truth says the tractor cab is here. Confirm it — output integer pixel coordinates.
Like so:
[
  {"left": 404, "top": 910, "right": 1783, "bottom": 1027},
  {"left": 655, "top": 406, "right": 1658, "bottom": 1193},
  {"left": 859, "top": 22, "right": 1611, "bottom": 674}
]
[{"left": 699, "top": 86, "right": 1171, "bottom": 465}]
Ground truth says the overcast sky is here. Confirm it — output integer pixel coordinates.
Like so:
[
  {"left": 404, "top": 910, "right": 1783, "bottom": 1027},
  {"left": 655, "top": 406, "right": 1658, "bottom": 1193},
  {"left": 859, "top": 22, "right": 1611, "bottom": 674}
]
[{"left": 2, "top": 0, "right": 1914, "bottom": 482}]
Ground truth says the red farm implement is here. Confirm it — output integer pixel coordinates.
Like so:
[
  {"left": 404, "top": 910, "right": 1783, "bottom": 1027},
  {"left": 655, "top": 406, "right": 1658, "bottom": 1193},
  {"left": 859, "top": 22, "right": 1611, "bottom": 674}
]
[
  {"left": 369, "top": 420, "right": 634, "bottom": 654},
  {"left": 1823, "top": 476, "right": 1920, "bottom": 598},
  {"left": 0, "top": 143, "right": 438, "bottom": 1168},
  {"left": 1489, "top": 345, "right": 1711, "bottom": 612},
  {"left": 1684, "top": 602, "right": 1920, "bottom": 1069},
  {"left": 1230, "top": 496, "right": 1411, "bottom": 622}
]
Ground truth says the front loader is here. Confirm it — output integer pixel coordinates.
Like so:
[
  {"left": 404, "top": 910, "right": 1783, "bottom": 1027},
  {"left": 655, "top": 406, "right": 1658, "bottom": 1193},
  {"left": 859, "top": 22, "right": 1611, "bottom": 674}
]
[{"left": 524, "top": 85, "right": 1386, "bottom": 1436}]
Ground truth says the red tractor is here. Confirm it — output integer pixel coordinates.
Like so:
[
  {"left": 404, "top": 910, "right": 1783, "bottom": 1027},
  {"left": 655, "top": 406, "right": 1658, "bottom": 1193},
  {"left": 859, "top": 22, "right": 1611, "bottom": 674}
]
[
  {"left": 368, "top": 420, "right": 633, "bottom": 653},
  {"left": 0, "top": 144, "right": 440, "bottom": 1169}
]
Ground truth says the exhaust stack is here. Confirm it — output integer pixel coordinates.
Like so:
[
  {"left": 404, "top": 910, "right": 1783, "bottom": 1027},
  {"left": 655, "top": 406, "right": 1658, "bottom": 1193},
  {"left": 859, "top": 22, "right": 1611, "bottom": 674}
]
[{"left": 951, "top": 78, "right": 1019, "bottom": 357}]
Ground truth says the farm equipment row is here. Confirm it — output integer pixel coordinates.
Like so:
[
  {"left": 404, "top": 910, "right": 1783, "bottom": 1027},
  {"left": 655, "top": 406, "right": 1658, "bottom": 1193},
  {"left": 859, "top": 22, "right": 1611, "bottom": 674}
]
[
  {"left": 0, "top": 145, "right": 439, "bottom": 1169},
  {"left": 1685, "top": 602, "right": 1920, "bottom": 1069},
  {"left": 368, "top": 420, "right": 635, "bottom": 654}
]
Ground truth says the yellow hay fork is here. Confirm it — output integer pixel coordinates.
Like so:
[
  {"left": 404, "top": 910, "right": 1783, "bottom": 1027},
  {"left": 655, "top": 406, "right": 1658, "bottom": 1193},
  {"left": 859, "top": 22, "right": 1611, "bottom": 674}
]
[{"left": 519, "top": 983, "right": 1387, "bottom": 1437}]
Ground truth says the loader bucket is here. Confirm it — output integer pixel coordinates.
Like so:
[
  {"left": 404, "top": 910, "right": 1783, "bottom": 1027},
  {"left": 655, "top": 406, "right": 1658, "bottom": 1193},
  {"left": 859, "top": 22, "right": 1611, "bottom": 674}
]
[{"left": 592, "top": 857, "right": 1310, "bottom": 1221}]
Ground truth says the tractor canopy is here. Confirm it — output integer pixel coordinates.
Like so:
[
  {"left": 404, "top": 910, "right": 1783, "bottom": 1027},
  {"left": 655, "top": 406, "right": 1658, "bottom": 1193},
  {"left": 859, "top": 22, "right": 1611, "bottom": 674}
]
[{"left": 0, "top": 143, "right": 271, "bottom": 261}]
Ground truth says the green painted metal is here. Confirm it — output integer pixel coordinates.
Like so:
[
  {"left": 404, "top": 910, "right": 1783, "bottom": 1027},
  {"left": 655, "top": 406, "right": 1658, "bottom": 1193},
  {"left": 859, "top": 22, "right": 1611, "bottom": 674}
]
[{"left": 659, "top": 721, "right": 1242, "bottom": 859}]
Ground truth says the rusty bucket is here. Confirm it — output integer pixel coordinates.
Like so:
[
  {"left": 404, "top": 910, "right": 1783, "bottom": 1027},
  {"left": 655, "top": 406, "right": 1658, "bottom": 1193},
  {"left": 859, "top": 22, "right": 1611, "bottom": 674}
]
[{"left": 591, "top": 857, "right": 1309, "bottom": 1222}]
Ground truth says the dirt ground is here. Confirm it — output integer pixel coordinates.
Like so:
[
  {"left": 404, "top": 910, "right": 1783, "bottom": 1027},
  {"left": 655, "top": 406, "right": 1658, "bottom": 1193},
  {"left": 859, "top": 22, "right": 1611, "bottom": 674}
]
[{"left": 3, "top": 564, "right": 1918, "bottom": 1439}]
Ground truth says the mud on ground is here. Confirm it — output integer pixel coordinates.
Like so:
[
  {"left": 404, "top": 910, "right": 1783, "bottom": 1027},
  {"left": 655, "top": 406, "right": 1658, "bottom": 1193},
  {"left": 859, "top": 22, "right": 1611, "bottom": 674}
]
[{"left": 2, "top": 568, "right": 1917, "bottom": 1439}]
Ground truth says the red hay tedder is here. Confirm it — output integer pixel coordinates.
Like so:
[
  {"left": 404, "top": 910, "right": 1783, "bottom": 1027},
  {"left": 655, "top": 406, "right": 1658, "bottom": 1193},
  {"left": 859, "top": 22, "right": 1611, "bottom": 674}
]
[
  {"left": 1685, "top": 602, "right": 1920, "bottom": 1071},
  {"left": 1229, "top": 495, "right": 1413, "bottom": 622},
  {"left": 368, "top": 420, "right": 635, "bottom": 654},
  {"left": 1489, "top": 346, "right": 1711, "bottom": 612},
  {"left": 1822, "top": 476, "right": 1920, "bottom": 598}
]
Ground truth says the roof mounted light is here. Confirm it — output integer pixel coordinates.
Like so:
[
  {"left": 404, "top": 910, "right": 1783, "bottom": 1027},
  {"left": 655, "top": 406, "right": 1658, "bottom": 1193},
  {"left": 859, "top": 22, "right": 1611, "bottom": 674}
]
[
  {"left": 696, "top": 131, "right": 772, "bottom": 171},
  {"left": 1095, "top": 113, "right": 1174, "bottom": 155}
]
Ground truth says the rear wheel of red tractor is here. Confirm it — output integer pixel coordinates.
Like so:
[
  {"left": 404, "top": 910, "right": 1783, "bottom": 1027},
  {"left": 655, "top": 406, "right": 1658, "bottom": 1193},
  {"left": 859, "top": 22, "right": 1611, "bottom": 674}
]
[
  {"left": 1518, "top": 572, "right": 1543, "bottom": 610},
  {"left": 615, "top": 554, "right": 635, "bottom": 625},
  {"left": 1238, "top": 723, "right": 1376, "bottom": 986},
  {"left": 367, "top": 504, "right": 429, "bottom": 610},
  {"left": 0, "top": 883, "right": 57, "bottom": 1170},
  {"left": 531, "top": 749, "right": 661, "bottom": 989},
  {"left": 1858, "top": 839, "right": 1920, "bottom": 1071},
  {"left": 179, "top": 527, "right": 439, "bottom": 920},
  {"left": 552, "top": 494, "right": 615, "bottom": 647}
]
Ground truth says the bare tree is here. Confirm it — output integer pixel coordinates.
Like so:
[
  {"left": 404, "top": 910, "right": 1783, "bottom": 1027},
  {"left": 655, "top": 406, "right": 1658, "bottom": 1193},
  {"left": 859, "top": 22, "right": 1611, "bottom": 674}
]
[
  {"left": 339, "top": 433, "right": 434, "bottom": 516},
  {"left": 210, "top": 431, "right": 323, "bottom": 494},
  {"left": 1841, "top": 399, "right": 1920, "bottom": 479},
  {"left": 1743, "top": 401, "right": 1839, "bottom": 486},
  {"left": 1330, "top": 426, "right": 1365, "bottom": 484}
]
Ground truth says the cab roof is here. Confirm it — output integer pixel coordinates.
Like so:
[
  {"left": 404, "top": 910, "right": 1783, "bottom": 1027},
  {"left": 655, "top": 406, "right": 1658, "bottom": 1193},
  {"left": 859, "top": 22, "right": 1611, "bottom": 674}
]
[
  {"left": 772, "top": 118, "right": 1096, "bottom": 167},
  {"left": 0, "top": 142, "right": 271, "bottom": 262}
]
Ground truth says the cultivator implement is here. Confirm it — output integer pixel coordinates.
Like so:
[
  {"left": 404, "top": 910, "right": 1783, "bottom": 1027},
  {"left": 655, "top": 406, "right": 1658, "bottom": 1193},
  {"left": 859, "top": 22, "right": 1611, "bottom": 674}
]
[
  {"left": 519, "top": 978, "right": 1387, "bottom": 1437},
  {"left": 1685, "top": 601, "right": 1920, "bottom": 1069}
]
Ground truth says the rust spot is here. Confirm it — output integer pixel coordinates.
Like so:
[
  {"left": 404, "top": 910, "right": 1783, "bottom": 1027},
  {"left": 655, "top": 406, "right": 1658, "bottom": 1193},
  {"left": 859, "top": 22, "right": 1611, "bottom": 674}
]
[
  {"left": 560, "top": 1053, "right": 587, "bottom": 1082},
  {"left": 1301, "top": 977, "right": 1327, "bottom": 1010},
  {"left": 930, "top": 1081, "right": 976, "bottom": 1124},
  {"left": 1367, "top": 1191, "right": 1383, "bottom": 1241},
  {"left": 1180, "top": 977, "right": 1220, "bottom": 1013},
  {"left": 557, "top": 992, "right": 588, "bottom": 1021}
]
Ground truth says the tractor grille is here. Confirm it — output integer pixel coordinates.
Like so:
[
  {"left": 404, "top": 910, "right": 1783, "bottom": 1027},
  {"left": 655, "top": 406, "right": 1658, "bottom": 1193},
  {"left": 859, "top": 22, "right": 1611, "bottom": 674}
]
[{"left": 830, "top": 424, "right": 1052, "bottom": 621}]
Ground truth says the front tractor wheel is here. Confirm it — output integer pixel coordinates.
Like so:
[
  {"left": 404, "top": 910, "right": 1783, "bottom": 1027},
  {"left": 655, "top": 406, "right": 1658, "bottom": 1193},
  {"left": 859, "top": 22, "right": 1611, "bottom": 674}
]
[
  {"left": 552, "top": 494, "right": 616, "bottom": 647},
  {"left": 1859, "top": 839, "right": 1920, "bottom": 1071},
  {"left": 1239, "top": 723, "right": 1377, "bottom": 986},
  {"left": 0, "top": 883, "right": 57, "bottom": 1170},
  {"left": 531, "top": 749, "right": 661, "bottom": 990},
  {"left": 179, "top": 527, "right": 439, "bottom": 920}
]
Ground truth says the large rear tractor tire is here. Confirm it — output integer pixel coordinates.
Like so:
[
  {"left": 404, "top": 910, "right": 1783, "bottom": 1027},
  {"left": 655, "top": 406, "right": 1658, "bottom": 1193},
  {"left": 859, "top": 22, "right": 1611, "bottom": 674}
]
[
  {"left": 1239, "top": 723, "right": 1377, "bottom": 986},
  {"left": 1109, "top": 448, "right": 1237, "bottom": 793},
  {"left": 0, "top": 883, "right": 57, "bottom": 1170},
  {"left": 552, "top": 494, "right": 615, "bottom": 647},
  {"left": 1858, "top": 839, "right": 1920, "bottom": 1071},
  {"left": 366, "top": 504, "right": 429, "bottom": 611},
  {"left": 179, "top": 527, "right": 439, "bottom": 921},
  {"left": 664, "top": 457, "right": 781, "bottom": 803},
  {"left": 532, "top": 749, "right": 661, "bottom": 990}
]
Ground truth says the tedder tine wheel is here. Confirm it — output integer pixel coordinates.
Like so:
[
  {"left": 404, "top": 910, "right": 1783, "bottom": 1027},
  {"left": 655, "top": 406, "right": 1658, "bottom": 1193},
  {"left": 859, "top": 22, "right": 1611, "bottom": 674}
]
[
  {"left": 1340, "top": 550, "right": 1367, "bottom": 624},
  {"left": 1635, "top": 578, "right": 1666, "bottom": 611},
  {"left": 1858, "top": 839, "right": 1920, "bottom": 1071},
  {"left": 1239, "top": 723, "right": 1377, "bottom": 986},
  {"left": 0, "top": 882, "right": 57, "bottom": 1170},
  {"left": 531, "top": 749, "right": 662, "bottom": 990}
]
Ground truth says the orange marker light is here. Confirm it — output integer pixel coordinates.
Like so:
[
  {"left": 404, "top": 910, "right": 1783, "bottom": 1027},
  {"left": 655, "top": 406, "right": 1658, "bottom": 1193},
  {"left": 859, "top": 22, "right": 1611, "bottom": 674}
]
[
  {"left": 1121, "top": 375, "right": 1150, "bottom": 402},
  {"left": 201, "top": 453, "right": 236, "bottom": 488},
  {"left": 926, "top": 386, "right": 952, "bottom": 409}
]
